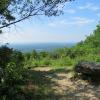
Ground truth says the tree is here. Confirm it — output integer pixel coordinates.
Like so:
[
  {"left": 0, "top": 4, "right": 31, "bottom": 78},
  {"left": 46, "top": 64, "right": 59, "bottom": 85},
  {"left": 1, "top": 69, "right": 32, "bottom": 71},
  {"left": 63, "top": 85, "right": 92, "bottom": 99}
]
[
  {"left": 0, "top": 46, "right": 26, "bottom": 99},
  {"left": 84, "top": 24, "right": 100, "bottom": 48},
  {"left": 0, "top": 45, "right": 13, "bottom": 69},
  {"left": 0, "top": 0, "right": 74, "bottom": 30},
  {"left": 31, "top": 50, "right": 38, "bottom": 59}
]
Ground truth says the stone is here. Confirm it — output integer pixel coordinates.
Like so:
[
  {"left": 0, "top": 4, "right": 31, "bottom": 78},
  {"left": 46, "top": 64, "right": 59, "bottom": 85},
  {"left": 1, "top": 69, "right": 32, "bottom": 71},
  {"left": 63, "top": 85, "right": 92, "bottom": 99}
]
[{"left": 74, "top": 61, "right": 100, "bottom": 76}]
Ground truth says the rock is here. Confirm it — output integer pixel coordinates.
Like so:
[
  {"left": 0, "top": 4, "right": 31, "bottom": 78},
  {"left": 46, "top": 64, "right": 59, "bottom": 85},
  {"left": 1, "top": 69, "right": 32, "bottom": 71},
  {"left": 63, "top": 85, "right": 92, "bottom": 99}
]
[{"left": 74, "top": 61, "right": 100, "bottom": 76}]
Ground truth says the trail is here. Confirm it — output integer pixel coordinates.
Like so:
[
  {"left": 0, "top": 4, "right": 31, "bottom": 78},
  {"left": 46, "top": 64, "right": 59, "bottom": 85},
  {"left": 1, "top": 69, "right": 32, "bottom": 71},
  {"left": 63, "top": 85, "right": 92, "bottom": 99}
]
[{"left": 23, "top": 67, "right": 100, "bottom": 100}]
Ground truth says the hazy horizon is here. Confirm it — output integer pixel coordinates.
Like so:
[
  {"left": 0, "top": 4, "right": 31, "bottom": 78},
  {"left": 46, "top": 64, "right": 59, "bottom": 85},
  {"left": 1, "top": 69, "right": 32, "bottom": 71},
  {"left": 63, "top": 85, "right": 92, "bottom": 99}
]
[{"left": 6, "top": 42, "right": 76, "bottom": 52}]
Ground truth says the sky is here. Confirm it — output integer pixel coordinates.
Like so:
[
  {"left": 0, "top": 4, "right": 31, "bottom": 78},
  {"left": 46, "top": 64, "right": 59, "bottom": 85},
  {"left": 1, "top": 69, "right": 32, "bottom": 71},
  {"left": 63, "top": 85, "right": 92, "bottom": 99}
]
[{"left": 0, "top": 0, "right": 100, "bottom": 44}]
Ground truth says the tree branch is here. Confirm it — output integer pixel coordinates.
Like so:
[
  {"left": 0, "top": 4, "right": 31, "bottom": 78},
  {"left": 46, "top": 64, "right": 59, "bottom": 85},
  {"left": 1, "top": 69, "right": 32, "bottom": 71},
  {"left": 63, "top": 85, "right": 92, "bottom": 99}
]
[{"left": 0, "top": 13, "right": 43, "bottom": 29}]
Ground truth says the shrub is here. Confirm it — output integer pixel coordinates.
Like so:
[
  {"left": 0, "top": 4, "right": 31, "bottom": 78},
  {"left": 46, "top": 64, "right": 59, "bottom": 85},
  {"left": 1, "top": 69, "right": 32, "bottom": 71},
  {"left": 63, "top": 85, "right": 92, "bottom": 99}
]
[
  {"left": 39, "top": 59, "right": 51, "bottom": 66},
  {"left": 0, "top": 45, "right": 26, "bottom": 98},
  {"left": 51, "top": 57, "right": 75, "bottom": 67}
]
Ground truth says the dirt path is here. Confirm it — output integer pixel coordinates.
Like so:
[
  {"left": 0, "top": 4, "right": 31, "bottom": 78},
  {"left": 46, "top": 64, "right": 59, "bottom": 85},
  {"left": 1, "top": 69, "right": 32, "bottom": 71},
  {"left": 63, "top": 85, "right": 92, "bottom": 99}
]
[
  {"left": 23, "top": 67, "right": 100, "bottom": 100},
  {"left": 33, "top": 67, "right": 75, "bottom": 94}
]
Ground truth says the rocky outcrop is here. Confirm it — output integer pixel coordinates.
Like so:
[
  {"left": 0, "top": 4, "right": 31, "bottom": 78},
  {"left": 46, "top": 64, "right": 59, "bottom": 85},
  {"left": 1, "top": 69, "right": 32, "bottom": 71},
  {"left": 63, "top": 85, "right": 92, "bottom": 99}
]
[{"left": 75, "top": 61, "right": 100, "bottom": 76}]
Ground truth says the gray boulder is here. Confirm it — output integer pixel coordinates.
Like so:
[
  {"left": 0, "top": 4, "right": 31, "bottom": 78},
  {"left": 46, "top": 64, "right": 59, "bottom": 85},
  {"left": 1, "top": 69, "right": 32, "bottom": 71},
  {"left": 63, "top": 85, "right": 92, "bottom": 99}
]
[{"left": 75, "top": 61, "right": 100, "bottom": 76}]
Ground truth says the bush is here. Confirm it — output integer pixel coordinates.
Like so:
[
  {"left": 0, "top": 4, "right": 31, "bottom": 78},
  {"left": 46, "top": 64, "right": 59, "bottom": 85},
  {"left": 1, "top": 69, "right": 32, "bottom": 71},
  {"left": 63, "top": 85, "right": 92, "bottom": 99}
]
[
  {"left": 95, "top": 55, "right": 100, "bottom": 62},
  {"left": 39, "top": 59, "right": 51, "bottom": 66},
  {"left": 32, "top": 60, "right": 39, "bottom": 67},
  {"left": 51, "top": 57, "right": 75, "bottom": 67},
  {"left": 0, "top": 45, "right": 26, "bottom": 98}
]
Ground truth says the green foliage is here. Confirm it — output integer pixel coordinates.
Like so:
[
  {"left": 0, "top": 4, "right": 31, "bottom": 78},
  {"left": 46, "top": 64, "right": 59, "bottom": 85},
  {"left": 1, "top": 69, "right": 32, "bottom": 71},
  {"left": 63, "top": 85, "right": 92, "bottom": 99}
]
[
  {"left": 0, "top": 45, "right": 12, "bottom": 68},
  {"left": 0, "top": 45, "right": 26, "bottom": 99},
  {"left": 39, "top": 58, "right": 51, "bottom": 66},
  {"left": 24, "top": 52, "right": 31, "bottom": 60},
  {"left": 31, "top": 50, "right": 38, "bottom": 59},
  {"left": 51, "top": 57, "right": 75, "bottom": 67},
  {"left": 39, "top": 51, "right": 49, "bottom": 59},
  {"left": 32, "top": 60, "right": 39, "bottom": 67},
  {"left": 84, "top": 24, "right": 100, "bottom": 48},
  {"left": 5, "top": 62, "right": 24, "bottom": 83}
]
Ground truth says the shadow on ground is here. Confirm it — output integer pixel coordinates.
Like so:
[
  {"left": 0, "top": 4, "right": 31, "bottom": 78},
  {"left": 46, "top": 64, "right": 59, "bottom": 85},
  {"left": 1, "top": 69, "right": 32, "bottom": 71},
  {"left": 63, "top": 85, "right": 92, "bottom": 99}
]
[{"left": 17, "top": 67, "right": 100, "bottom": 100}]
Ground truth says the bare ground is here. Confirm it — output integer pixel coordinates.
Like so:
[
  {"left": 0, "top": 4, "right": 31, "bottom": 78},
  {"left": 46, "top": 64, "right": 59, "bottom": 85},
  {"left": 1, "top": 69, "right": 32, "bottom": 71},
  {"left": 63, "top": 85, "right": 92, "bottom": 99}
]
[{"left": 21, "top": 67, "right": 100, "bottom": 100}]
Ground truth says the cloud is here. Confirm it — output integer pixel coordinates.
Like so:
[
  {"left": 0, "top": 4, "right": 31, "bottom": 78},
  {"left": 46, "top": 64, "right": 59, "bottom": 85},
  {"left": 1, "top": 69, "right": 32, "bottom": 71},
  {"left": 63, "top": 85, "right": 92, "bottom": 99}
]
[
  {"left": 97, "top": 13, "right": 100, "bottom": 17},
  {"left": 0, "top": 28, "right": 45, "bottom": 44},
  {"left": 71, "top": 17, "right": 95, "bottom": 26},
  {"left": 48, "top": 17, "right": 95, "bottom": 28},
  {"left": 0, "top": 28, "right": 83, "bottom": 44},
  {"left": 48, "top": 20, "right": 67, "bottom": 27},
  {"left": 64, "top": 9, "right": 76, "bottom": 14},
  {"left": 78, "top": 3, "right": 100, "bottom": 11}
]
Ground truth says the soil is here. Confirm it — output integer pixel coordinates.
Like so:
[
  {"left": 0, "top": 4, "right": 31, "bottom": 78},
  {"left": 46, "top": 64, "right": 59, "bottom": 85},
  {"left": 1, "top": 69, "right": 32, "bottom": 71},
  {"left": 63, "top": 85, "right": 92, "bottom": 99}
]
[{"left": 22, "top": 67, "right": 100, "bottom": 100}]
